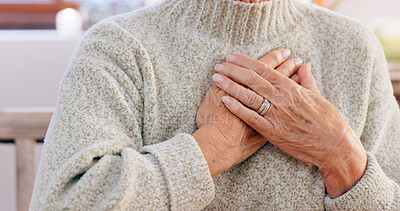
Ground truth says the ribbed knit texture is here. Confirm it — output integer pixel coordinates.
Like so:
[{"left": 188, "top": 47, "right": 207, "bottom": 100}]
[{"left": 30, "top": 0, "right": 400, "bottom": 210}]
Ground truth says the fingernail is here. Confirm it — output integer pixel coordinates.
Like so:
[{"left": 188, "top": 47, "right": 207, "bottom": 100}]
[
  {"left": 222, "top": 96, "right": 232, "bottom": 105},
  {"left": 281, "top": 49, "right": 291, "bottom": 59},
  {"left": 214, "top": 64, "right": 225, "bottom": 72},
  {"left": 212, "top": 73, "right": 223, "bottom": 83},
  {"left": 294, "top": 58, "right": 303, "bottom": 67},
  {"left": 226, "top": 54, "right": 235, "bottom": 62}
]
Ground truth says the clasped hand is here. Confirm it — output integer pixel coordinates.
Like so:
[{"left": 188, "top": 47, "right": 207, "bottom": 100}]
[{"left": 194, "top": 49, "right": 367, "bottom": 198}]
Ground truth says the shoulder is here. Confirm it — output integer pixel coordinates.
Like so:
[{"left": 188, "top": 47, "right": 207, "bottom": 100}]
[
  {"left": 85, "top": 2, "right": 168, "bottom": 43},
  {"left": 76, "top": 3, "right": 170, "bottom": 60},
  {"left": 79, "top": 17, "right": 143, "bottom": 52},
  {"left": 64, "top": 16, "right": 151, "bottom": 92},
  {"left": 296, "top": 3, "right": 386, "bottom": 75},
  {"left": 301, "top": 4, "right": 382, "bottom": 55},
  {"left": 73, "top": 12, "right": 155, "bottom": 69}
]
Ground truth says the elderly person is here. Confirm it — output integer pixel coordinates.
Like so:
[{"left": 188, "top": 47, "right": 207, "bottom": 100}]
[{"left": 30, "top": 0, "right": 400, "bottom": 210}]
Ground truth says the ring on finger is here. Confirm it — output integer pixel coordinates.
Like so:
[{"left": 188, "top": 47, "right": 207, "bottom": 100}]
[{"left": 257, "top": 98, "right": 271, "bottom": 116}]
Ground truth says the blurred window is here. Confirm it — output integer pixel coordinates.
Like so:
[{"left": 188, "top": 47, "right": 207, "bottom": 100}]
[{"left": 0, "top": 0, "right": 79, "bottom": 29}]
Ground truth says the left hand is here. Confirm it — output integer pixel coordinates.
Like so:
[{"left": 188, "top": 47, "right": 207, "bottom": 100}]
[{"left": 212, "top": 53, "right": 367, "bottom": 198}]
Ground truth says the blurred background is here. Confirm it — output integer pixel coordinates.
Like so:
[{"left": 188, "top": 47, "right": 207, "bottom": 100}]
[{"left": 0, "top": 0, "right": 400, "bottom": 210}]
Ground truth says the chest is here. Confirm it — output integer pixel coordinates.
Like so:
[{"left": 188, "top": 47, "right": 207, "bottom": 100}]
[
  {"left": 138, "top": 27, "right": 370, "bottom": 147},
  {"left": 136, "top": 29, "right": 372, "bottom": 208}
]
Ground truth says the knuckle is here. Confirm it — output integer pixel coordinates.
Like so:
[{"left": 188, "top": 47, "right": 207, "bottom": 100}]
[
  {"left": 237, "top": 87, "right": 247, "bottom": 98},
  {"left": 248, "top": 113, "right": 261, "bottom": 126},
  {"left": 247, "top": 73, "right": 259, "bottom": 86},
  {"left": 288, "top": 58, "right": 297, "bottom": 68},
  {"left": 269, "top": 74, "right": 280, "bottom": 83},
  {"left": 265, "top": 64, "right": 275, "bottom": 73},
  {"left": 247, "top": 93, "right": 258, "bottom": 107},
  {"left": 225, "top": 80, "right": 235, "bottom": 93},
  {"left": 254, "top": 64, "right": 268, "bottom": 75},
  {"left": 224, "top": 63, "right": 233, "bottom": 72},
  {"left": 275, "top": 129, "right": 285, "bottom": 139},
  {"left": 271, "top": 52, "right": 281, "bottom": 62}
]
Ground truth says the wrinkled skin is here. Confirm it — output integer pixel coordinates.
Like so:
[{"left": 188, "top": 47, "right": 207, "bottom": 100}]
[
  {"left": 196, "top": 85, "right": 262, "bottom": 174},
  {"left": 212, "top": 53, "right": 367, "bottom": 198},
  {"left": 194, "top": 49, "right": 302, "bottom": 178}
]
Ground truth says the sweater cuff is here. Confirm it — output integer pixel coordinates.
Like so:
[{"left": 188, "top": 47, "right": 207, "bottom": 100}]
[
  {"left": 324, "top": 151, "right": 396, "bottom": 210},
  {"left": 141, "top": 133, "right": 215, "bottom": 210}
]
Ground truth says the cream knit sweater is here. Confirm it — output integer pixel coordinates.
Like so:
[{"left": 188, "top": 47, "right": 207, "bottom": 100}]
[{"left": 30, "top": 0, "right": 400, "bottom": 210}]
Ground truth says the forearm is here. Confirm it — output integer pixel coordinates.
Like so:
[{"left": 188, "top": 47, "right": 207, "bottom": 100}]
[
  {"left": 192, "top": 125, "right": 234, "bottom": 179},
  {"left": 30, "top": 21, "right": 216, "bottom": 209},
  {"left": 31, "top": 132, "right": 215, "bottom": 210},
  {"left": 325, "top": 152, "right": 400, "bottom": 210},
  {"left": 320, "top": 124, "right": 368, "bottom": 198},
  {"left": 324, "top": 98, "right": 400, "bottom": 209},
  {"left": 324, "top": 45, "right": 400, "bottom": 208}
]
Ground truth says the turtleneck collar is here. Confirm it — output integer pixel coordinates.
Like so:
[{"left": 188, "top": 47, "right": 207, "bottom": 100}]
[{"left": 159, "top": 0, "right": 306, "bottom": 46}]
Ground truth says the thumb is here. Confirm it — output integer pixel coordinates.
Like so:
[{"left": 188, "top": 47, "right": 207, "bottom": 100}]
[{"left": 298, "top": 63, "right": 319, "bottom": 93}]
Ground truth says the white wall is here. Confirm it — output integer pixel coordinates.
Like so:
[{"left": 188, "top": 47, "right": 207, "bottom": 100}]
[
  {"left": 336, "top": 0, "right": 400, "bottom": 25},
  {"left": 0, "top": 31, "right": 79, "bottom": 211},
  {"left": 0, "top": 31, "right": 79, "bottom": 107}
]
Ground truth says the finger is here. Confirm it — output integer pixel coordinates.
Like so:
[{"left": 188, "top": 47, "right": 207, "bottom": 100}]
[
  {"left": 290, "top": 73, "right": 299, "bottom": 84},
  {"left": 275, "top": 58, "right": 302, "bottom": 78},
  {"left": 221, "top": 95, "right": 271, "bottom": 135},
  {"left": 214, "top": 63, "right": 277, "bottom": 100},
  {"left": 215, "top": 61, "right": 286, "bottom": 87},
  {"left": 259, "top": 49, "right": 291, "bottom": 68},
  {"left": 212, "top": 73, "right": 264, "bottom": 111},
  {"left": 226, "top": 49, "right": 290, "bottom": 77},
  {"left": 226, "top": 54, "right": 273, "bottom": 80},
  {"left": 298, "top": 63, "right": 319, "bottom": 93}
]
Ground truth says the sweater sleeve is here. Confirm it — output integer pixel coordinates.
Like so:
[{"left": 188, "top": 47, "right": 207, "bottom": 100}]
[
  {"left": 30, "top": 20, "right": 215, "bottom": 210},
  {"left": 324, "top": 33, "right": 400, "bottom": 210}
]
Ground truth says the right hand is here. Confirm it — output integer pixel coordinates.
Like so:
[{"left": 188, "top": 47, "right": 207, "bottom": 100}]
[
  {"left": 193, "top": 49, "right": 302, "bottom": 178},
  {"left": 194, "top": 85, "right": 261, "bottom": 179}
]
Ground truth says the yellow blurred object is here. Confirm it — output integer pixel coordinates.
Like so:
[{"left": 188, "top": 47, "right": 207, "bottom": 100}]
[
  {"left": 314, "top": 0, "right": 325, "bottom": 7},
  {"left": 371, "top": 18, "right": 400, "bottom": 60},
  {"left": 312, "top": 0, "right": 343, "bottom": 11}
]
